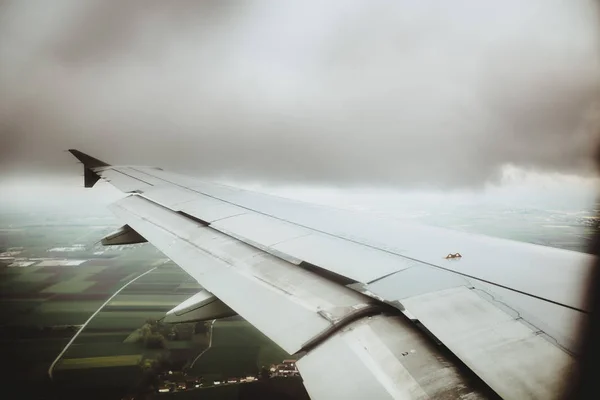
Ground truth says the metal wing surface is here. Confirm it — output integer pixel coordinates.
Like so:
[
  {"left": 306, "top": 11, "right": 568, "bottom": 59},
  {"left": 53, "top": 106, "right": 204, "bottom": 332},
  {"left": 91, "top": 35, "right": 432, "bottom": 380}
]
[{"left": 70, "top": 150, "right": 591, "bottom": 399}]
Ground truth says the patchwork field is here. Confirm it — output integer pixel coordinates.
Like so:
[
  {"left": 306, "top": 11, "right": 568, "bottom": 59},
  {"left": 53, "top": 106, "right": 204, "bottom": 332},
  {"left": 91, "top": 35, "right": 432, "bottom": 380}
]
[
  {"left": 0, "top": 217, "right": 206, "bottom": 397},
  {"left": 5, "top": 205, "right": 589, "bottom": 399}
]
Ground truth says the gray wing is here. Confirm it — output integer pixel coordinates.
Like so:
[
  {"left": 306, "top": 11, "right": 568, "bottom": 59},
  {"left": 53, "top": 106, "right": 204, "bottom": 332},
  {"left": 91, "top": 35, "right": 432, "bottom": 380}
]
[{"left": 70, "top": 150, "right": 590, "bottom": 399}]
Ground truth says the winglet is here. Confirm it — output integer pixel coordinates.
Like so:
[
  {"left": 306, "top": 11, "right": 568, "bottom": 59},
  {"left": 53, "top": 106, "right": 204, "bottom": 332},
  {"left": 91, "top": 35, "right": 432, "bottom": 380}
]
[
  {"left": 68, "top": 149, "right": 110, "bottom": 168},
  {"left": 68, "top": 149, "right": 110, "bottom": 188}
]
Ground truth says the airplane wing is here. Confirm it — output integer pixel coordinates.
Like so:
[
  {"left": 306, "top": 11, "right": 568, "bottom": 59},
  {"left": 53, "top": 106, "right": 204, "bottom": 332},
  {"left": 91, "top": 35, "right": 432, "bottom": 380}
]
[{"left": 69, "top": 149, "right": 591, "bottom": 399}]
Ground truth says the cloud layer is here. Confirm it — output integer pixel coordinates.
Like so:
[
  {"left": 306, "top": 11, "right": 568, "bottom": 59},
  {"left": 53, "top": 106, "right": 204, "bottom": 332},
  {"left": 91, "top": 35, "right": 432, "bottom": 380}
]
[{"left": 1, "top": 0, "right": 599, "bottom": 188}]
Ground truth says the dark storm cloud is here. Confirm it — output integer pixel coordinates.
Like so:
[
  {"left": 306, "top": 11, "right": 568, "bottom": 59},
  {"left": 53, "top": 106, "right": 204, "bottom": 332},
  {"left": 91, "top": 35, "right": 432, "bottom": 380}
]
[{"left": 1, "top": 0, "right": 599, "bottom": 188}]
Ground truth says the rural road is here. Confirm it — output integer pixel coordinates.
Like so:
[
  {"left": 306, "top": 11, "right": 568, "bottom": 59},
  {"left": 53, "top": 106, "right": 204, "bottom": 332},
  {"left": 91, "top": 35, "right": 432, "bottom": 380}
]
[
  {"left": 48, "top": 265, "right": 159, "bottom": 380},
  {"left": 190, "top": 319, "right": 217, "bottom": 368}
]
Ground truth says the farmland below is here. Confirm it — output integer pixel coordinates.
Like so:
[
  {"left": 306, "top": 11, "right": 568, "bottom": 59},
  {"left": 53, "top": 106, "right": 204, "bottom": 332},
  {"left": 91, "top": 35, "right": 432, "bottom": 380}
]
[{"left": 0, "top": 211, "right": 300, "bottom": 399}]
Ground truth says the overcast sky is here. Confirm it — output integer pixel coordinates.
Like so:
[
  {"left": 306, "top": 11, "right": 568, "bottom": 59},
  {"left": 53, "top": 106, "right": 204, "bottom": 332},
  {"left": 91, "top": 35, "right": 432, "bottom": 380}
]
[{"left": 1, "top": 1, "right": 600, "bottom": 213}]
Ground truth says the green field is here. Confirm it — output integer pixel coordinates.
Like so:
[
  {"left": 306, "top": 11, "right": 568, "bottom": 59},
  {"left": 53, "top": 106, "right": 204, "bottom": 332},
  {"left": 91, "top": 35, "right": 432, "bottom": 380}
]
[
  {"left": 9, "top": 311, "right": 92, "bottom": 326},
  {"left": 134, "top": 268, "right": 189, "bottom": 284},
  {"left": 63, "top": 342, "right": 144, "bottom": 359},
  {"left": 107, "top": 294, "right": 188, "bottom": 307},
  {"left": 211, "top": 320, "right": 290, "bottom": 367},
  {"left": 37, "top": 300, "right": 104, "bottom": 313},
  {"left": 4, "top": 299, "right": 103, "bottom": 327},
  {"left": 75, "top": 332, "right": 133, "bottom": 343},
  {"left": 6, "top": 338, "right": 71, "bottom": 362},
  {"left": 0, "top": 299, "right": 44, "bottom": 320},
  {"left": 12, "top": 271, "right": 55, "bottom": 282},
  {"left": 184, "top": 318, "right": 291, "bottom": 382},
  {"left": 53, "top": 365, "right": 142, "bottom": 388},
  {"left": 86, "top": 311, "right": 166, "bottom": 330},
  {"left": 42, "top": 279, "right": 96, "bottom": 293},
  {"left": 189, "top": 346, "right": 260, "bottom": 377},
  {"left": 58, "top": 354, "right": 142, "bottom": 370},
  {"left": 2, "top": 337, "right": 70, "bottom": 387}
]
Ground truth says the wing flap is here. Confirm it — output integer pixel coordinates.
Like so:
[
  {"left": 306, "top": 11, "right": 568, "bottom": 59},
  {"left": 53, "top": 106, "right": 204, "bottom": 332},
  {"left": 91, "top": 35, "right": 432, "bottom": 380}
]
[
  {"left": 101, "top": 224, "right": 147, "bottom": 246},
  {"left": 109, "top": 194, "right": 376, "bottom": 354},
  {"left": 163, "top": 289, "right": 236, "bottom": 323},
  {"left": 360, "top": 266, "right": 578, "bottom": 399},
  {"left": 403, "top": 286, "right": 572, "bottom": 399},
  {"left": 297, "top": 314, "right": 489, "bottom": 400}
]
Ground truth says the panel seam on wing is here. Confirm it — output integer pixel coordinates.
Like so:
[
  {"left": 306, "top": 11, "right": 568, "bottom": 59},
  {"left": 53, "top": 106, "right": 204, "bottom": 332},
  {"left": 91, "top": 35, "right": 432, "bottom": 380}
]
[
  {"left": 128, "top": 168, "right": 589, "bottom": 312},
  {"left": 111, "top": 198, "right": 351, "bottom": 315},
  {"left": 471, "top": 287, "right": 577, "bottom": 356}
]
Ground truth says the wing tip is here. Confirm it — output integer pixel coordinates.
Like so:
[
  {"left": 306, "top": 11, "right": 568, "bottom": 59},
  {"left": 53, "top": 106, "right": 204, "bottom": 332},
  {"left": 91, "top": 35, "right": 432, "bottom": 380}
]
[
  {"left": 68, "top": 149, "right": 109, "bottom": 188},
  {"left": 68, "top": 149, "right": 110, "bottom": 168}
]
